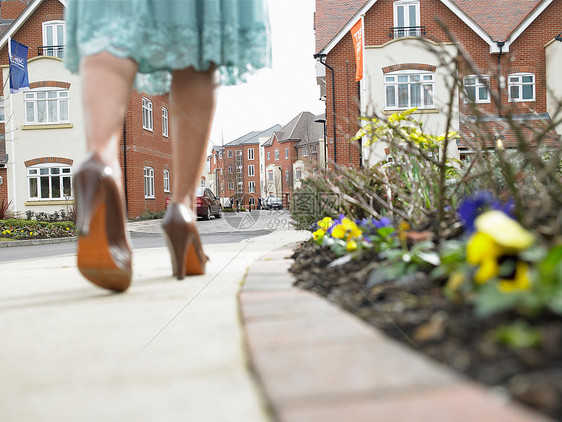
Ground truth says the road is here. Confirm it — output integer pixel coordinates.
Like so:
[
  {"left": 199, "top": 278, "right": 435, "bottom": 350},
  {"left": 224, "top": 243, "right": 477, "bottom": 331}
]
[{"left": 0, "top": 210, "right": 294, "bottom": 263}]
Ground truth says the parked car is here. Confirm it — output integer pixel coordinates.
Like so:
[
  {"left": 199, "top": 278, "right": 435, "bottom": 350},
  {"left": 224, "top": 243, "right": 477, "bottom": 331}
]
[
  {"left": 265, "top": 195, "right": 283, "bottom": 210},
  {"left": 196, "top": 187, "right": 222, "bottom": 220}
]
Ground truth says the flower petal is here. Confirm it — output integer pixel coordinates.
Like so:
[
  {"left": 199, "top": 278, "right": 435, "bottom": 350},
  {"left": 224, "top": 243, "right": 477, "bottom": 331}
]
[{"left": 475, "top": 211, "right": 533, "bottom": 250}]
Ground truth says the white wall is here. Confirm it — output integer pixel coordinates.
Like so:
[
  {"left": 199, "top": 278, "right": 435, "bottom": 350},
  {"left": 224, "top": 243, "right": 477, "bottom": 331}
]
[
  {"left": 3, "top": 56, "right": 86, "bottom": 214},
  {"left": 546, "top": 39, "right": 562, "bottom": 136},
  {"left": 360, "top": 38, "right": 459, "bottom": 166}
]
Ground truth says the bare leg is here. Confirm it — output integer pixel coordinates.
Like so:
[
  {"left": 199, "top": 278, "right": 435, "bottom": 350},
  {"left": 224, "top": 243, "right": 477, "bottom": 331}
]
[
  {"left": 80, "top": 52, "right": 138, "bottom": 181},
  {"left": 169, "top": 66, "right": 218, "bottom": 208}
]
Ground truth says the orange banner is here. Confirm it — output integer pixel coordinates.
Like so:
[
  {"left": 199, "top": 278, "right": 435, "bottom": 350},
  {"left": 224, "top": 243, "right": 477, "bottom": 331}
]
[{"left": 350, "top": 19, "right": 363, "bottom": 82}]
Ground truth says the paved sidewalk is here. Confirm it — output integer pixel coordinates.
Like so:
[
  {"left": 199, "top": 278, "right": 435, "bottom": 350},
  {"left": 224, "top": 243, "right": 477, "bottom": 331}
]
[
  {"left": 0, "top": 229, "right": 309, "bottom": 422},
  {"left": 240, "top": 247, "right": 555, "bottom": 422}
]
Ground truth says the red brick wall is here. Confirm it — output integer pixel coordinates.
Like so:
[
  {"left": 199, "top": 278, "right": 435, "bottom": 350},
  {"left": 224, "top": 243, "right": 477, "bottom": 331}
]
[
  {"left": 0, "top": 168, "right": 7, "bottom": 203},
  {"left": 323, "top": 0, "right": 561, "bottom": 167},
  {"left": 123, "top": 90, "right": 173, "bottom": 218},
  {"left": 1, "top": 0, "right": 28, "bottom": 20},
  {"left": 263, "top": 136, "right": 299, "bottom": 205}
]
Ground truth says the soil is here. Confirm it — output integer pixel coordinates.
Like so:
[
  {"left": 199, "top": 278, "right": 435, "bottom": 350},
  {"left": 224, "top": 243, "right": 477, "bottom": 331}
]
[{"left": 290, "top": 240, "right": 562, "bottom": 421}]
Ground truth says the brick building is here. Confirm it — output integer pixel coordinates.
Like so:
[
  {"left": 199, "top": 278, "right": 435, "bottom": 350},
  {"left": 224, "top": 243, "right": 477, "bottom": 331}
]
[
  {"left": 0, "top": 0, "right": 173, "bottom": 219},
  {"left": 208, "top": 124, "right": 281, "bottom": 209},
  {"left": 314, "top": 0, "right": 562, "bottom": 168},
  {"left": 208, "top": 111, "right": 325, "bottom": 209}
]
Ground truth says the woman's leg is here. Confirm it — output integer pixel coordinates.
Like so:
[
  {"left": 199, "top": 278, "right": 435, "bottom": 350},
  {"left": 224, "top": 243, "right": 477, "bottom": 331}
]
[
  {"left": 169, "top": 67, "right": 218, "bottom": 207},
  {"left": 80, "top": 52, "right": 138, "bottom": 179}
]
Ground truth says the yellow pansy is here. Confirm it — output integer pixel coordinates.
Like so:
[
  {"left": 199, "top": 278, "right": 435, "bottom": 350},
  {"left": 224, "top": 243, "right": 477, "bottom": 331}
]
[
  {"left": 474, "top": 210, "right": 534, "bottom": 249},
  {"left": 346, "top": 240, "right": 358, "bottom": 252},
  {"left": 331, "top": 218, "right": 362, "bottom": 241},
  {"left": 499, "top": 261, "right": 531, "bottom": 293},
  {"left": 312, "top": 229, "right": 325, "bottom": 241},
  {"left": 317, "top": 217, "right": 333, "bottom": 232}
]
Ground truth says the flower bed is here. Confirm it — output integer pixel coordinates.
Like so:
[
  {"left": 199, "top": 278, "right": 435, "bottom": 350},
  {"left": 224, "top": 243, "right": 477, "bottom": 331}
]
[
  {"left": 290, "top": 106, "right": 562, "bottom": 420},
  {"left": 0, "top": 219, "right": 76, "bottom": 240}
]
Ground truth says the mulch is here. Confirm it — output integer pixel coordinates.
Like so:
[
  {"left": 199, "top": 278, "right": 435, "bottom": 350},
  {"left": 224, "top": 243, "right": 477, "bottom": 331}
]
[{"left": 290, "top": 240, "right": 562, "bottom": 421}]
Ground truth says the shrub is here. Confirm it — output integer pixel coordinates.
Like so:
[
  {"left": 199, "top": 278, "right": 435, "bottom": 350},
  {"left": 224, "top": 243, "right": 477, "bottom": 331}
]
[{"left": 0, "top": 219, "right": 76, "bottom": 239}]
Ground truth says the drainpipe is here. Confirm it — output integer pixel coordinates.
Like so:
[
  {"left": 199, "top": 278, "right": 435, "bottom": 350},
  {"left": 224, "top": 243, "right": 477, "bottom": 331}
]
[
  {"left": 314, "top": 53, "right": 337, "bottom": 164},
  {"left": 496, "top": 41, "right": 505, "bottom": 116},
  {"left": 122, "top": 122, "right": 129, "bottom": 217}
]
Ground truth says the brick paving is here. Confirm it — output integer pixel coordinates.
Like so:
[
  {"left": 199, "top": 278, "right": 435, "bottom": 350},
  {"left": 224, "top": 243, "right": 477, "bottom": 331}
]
[{"left": 239, "top": 246, "right": 555, "bottom": 422}]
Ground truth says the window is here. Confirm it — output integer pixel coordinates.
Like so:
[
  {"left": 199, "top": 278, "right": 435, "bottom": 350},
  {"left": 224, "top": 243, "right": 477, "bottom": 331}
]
[
  {"left": 463, "top": 75, "right": 490, "bottom": 103},
  {"left": 285, "top": 148, "right": 289, "bottom": 159},
  {"left": 0, "top": 97, "right": 4, "bottom": 123},
  {"left": 144, "top": 167, "right": 155, "bottom": 198},
  {"left": 237, "top": 165, "right": 243, "bottom": 174},
  {"left": 162, "top": 107, "right": 169, "bottom": 137},
  {"left": 285, "top": 170, "right": 289, "bottom": 182},
  {"left": 228, "top": 166, "right": 233, "bottom": 174},
  {"left": 228, "top": 150, "right": 233, "bottom": 158},
  {"left": 393, "top": 0, "right": 420, "bottom": 37},
  {"left": 302, "top": 146, "right": 308, "bottom": 157},
  {"left": 268, "top": 171, "right": 274, "bottom": 181},
  {"left": 27, "top": 164, "right": 72, "bottom": 200},
  {"left": 220, "top": 182, "right": 224, "bottom": 191},
  {"left": 200, "top": 177, "right": 205, "bottom": 187},
  {"left": 249, "top": 197, "right": 255, "bottom": 206},
  {"left": 248, "top": 181, "right": 256, "bottom": 193},
  {"left": 236, "top": 149, "right": 242, "bottom": 156},
  {"left": 142, "top": 98, "right": 153, "bottom": 131},
  {"left": 163, "top": 170, "right": 170, "bottom": 192},
  {"left": 267, "top": 151, "right": 271, "bottom": 160},
  {"left": 509, "top": 73, "right": 535, "bottom": 102},
  {"left": 384, "top": 71, "right": 434, "bottom": 109},
  {"left": 275, "top": 149, "right": 280, "bottom": 160},
  {"left": 248, "top": 165, "right": 255, "bottom": 176},
  {"left": 248, "top": 148, "right": 254, "bottom": 160},
  {"left": 25, "top": 90, "right": 69, "bottom": 124},
  {"left": 310, "top": 144, "right": 317, "bottom": 154},
  {"left": 228, "top": 182, "right": 234, "bottom": 190},
  {"left": 42, "top": 21, "right": 65, "bottom": 58},
  {"left": 237, "top": 181, "right": 243, "bottom": 193},
  {"left": 218, "top": 151, "right": 223, "bottom": 159},
  {"left": 295, "top": 168, "right": 302, "bottom": 180}
]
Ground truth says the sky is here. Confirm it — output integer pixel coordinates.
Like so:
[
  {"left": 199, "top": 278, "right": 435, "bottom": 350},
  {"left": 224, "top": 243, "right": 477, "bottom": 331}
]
[{"left": 207, "top": 0, "right": 325, "bottom": 150}]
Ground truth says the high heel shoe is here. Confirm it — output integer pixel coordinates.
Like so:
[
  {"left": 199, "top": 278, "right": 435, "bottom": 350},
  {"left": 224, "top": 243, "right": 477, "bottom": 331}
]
[
  {"left": 74, "top": 153, "right": 132, "bottom": 292},
  {"left": 161, "top": 203, "right": 207, "bottom": 280}
]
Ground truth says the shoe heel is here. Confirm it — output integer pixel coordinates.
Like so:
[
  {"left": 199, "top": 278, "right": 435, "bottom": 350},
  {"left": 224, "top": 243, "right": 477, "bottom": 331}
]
[
  {"left": 74, "top": 168, "right": 103, "bottom": 237},
  {"left": 162, "top": 203, "right": 206, "bottom": 280}
]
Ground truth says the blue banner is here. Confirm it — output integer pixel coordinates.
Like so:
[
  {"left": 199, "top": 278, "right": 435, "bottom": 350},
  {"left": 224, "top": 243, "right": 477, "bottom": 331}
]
[{"left": 9, "top": 39, "right": 29, "bottom": 94}]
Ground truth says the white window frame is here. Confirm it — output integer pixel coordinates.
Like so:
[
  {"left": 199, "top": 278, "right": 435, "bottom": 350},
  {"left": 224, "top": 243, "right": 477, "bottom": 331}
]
[
  {"left": 248, "top": 148, "right": 254, "bottom": 160},
  {"left": 27, "top": 163, "right": 72, "bottom": 200},
  {"left": 268, "top": 171, "right": 274, "bottom": 181},
  {"left": 248, "top": 181, "right": 256, "bottom": 193},
  {"left": 508, "top": 73, "right": 535, "bottom": 102},
  {"left": 295, "top": 168, "right": 302, "bottom": 180},
  {"left": 384, "top": 70, "right": 434, "bottom": 110},
  {"left": 162, "top": 107, "right": 169, "bottom": 137},
  {"left": 0, "top": 97, "right": 5, "bottom": 123},
  {"left": 227, "top": 150, "right": 233, "bottom": 158},
  {"left": 463, "top": 75, "right": 490, "bottom": 103},
  {"left": 275, "top": 149, "right": 280, "bottom": 160},
  {"left": 302, "top": 146, "right": 308, "bottom": 157},
  {"left": 393, "top": 0, "right": 420, "bottom": 37},
  {"left": 228, "top": 181, "right": 235, "bottom": 190},
  {"left": 285, "top": 170, "right": 290, "bottom": 182},
  {"left": 24, "top": 89, "right": 70, "bottom": 125},
  {"left": 267, "top": 151, "right": 271, "bottom": 160},
  {"left": 163, "top": 169, "right": 170, "bottom": 192},
  {"left": 237, "top": 181, "right": 244, "bottom": 193},
  {"left": 248, "top": 165, "right": 255, "bottom": 176},
  {"left": 42, "top": 20, "right": 65, "bottom": 58},
  {"left": 144, "top": 166, "right": 155, "bottom": 199},
  {"left": 284, "top": 148, "right": 289, "bottom": 159},
  {"left": 218, "top": 151, "right": 223, "bottom": 159},
  {"left": 142, "top": 97, "right": 153, "bottom": 131}
]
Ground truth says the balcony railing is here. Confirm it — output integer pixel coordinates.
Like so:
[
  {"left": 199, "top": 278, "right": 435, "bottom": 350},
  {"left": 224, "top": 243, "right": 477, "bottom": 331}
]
[
  {"left": 389, "top": 26, "right": 426, "bottom": 39},
  {"left": 37, "top": 45, "right": 64, "bottom": 58}
]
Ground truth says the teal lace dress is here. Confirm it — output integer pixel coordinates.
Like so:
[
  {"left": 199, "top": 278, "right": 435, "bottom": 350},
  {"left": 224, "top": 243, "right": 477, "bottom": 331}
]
[{"left": 64, "top": 0, "right": 271, "bottom": 94}]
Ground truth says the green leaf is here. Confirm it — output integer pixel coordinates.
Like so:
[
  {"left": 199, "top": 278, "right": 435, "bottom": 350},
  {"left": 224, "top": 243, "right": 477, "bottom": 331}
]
[{"left": 474, "top": 283, "right": 523, "bottom": 316}]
